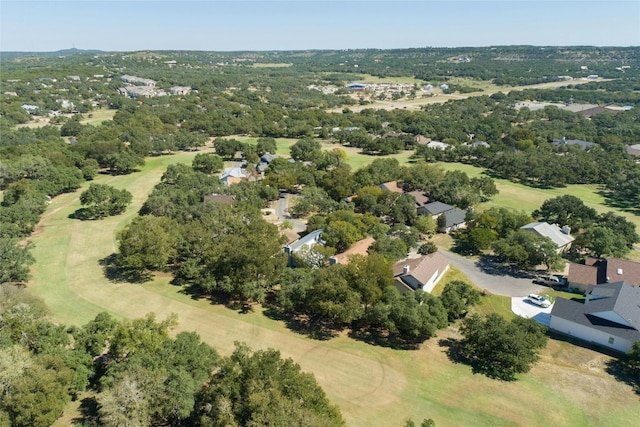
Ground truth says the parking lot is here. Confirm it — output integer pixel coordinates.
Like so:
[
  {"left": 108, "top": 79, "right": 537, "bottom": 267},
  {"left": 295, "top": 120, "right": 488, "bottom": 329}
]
[{"left": 511, "top": 296, "right": 553, "bottom": 326}]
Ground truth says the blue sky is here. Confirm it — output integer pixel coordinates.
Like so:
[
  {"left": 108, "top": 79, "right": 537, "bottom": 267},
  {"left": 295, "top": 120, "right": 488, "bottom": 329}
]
[{"left": 1, "top": 1, "right": 639, "bottom": 52}]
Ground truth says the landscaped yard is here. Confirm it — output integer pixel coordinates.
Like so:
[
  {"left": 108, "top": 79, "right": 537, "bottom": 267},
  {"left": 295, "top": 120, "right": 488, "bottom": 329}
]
[{"left": 29, "top": 150, "right": 640, "bottom": 427}]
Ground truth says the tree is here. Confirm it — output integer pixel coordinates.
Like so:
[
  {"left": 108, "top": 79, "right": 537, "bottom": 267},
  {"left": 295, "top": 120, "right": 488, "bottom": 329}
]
[
  {"left": 256, "top": 137, "right": 277, "bottom": 156},
  {"left": 533, "top": 195, "right": 597, "bottom": 230},
  {"left": 323, "top": 220, "right": 363, "bottom": 253},
  {"left": 116, "top": 216, "right": 178, "bottom": 272},
  {"left": 418, "top": 241, "right": 438, "bottom": 255},
  {"left": 0, "top": 238, "right": 34, "bottom": 284},
  {"left": 575, "top": 226, "right": 630, "bottom": 258},
  {"left": 192, "top": 153, "right": 223, "bottom": 174},
  {"left": 290, "top": 137, "right": 322, "bottom": 162},
  {"left": 459, "top": 314, "right": 548, "bottom": 380},
  {"left": 439, "top": 281, "right": 481, "bottom": 322},
  {"left": 492, "top": 230, "right": 564, "bottom": 271},
  {"left": 194, "top": 343, "right": 345, "bottom": 427},
  {"left": 79, "top": 183, "right": 132, "bottom": 219}
]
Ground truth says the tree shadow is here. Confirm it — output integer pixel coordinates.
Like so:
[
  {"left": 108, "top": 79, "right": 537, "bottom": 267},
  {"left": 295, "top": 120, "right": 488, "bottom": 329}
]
[
  {"left": 68, "top": 208, "right": 91, "bottom": 221},
  {"left": 348, "top": 327, "right": 421, "bottom": 350},
  {"left": 438, "top": 337, "right": 467, "bottom": 365},
  {"left": 98, "top": 254, "right": 152, "bottom": 284},
  {"left": 604, "top": 358, "right": 640, "bottom": 395},
  {"left": 262, "top": 306, "right": 339, "bottom": 340},
  {"left": 72, "top": 396, "right": 99, "bottom": 426},
  {"left": 475, "top": 255, "right": 536, "bottom": 279}
]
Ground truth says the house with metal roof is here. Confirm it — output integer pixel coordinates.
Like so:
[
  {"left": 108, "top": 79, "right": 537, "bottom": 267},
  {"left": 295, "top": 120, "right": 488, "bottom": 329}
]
[
  {"left": 521, "top": 221, "right": 574, "bottom": 253},
  {"left": 549, "top": 281, "right": 640, "bottom": 353}
]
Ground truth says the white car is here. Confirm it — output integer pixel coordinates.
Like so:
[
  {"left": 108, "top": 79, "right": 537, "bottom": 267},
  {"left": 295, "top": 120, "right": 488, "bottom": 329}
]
[{"left": 527, "top": 294, "right": 551, "bottom": 308}]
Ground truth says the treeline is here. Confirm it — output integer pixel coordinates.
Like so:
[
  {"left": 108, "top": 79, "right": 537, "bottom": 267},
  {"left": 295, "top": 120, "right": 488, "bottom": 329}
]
[{"left": 0, "top": 284, "right": 344, "bottom": 427}]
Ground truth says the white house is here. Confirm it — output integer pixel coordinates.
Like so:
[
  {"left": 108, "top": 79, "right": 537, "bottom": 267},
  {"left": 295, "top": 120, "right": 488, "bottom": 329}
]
[
  {"left": 550, "top": 281, "right": 640, "bottom": 353},
  {"left": 392, "top": 252, "right": 450, "bottom": 294}
]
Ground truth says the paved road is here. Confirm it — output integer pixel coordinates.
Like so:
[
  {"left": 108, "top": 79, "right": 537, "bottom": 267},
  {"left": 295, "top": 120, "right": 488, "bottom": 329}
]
[
  {"left": 438, "top": 250, "right": 546, "bottom": 297},
  {"left": 275, "top": 195, "right": 306, "bottom": 233}
]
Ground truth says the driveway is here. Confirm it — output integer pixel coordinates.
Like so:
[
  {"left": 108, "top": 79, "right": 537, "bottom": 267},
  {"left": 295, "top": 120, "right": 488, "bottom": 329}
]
[
  {"left": 511, "top": 296, "right": 553, "bottom": 326},
  {"left": 437, "top": 250, "right": 545, "bottom": 297}
]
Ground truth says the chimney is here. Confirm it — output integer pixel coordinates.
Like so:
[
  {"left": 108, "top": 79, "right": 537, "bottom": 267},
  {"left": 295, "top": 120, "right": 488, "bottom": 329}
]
[
  {"left": 561, "top": 225, "right": 571, "bottom": 235},
  {"left": 329, "top": 256, "right": 338, "bottom": 266},
  {"left": 403, "top": 265, "right": 410, "bottom": 275}
]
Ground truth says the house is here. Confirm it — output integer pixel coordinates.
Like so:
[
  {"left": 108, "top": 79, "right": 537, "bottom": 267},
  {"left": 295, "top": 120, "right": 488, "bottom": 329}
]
[
  {"left": 549, "top": 281, "right": 640, "bottom": 353},
  {"left": 379, "top": 181, "right": 405, "bottom": 193},
  {"left": 220, "top": 167, "right": 247, "bottom": 186},
  {"left": 520, "top": 222, "right": 574, "bottom": 253},
  {"left": 420, "top": 202, "right": 467, "bottom": 233},
  {"left": 627, "top": 144, "right": 640, "bottom": 157},
  {"left": 551, "top": 137, "right": 595, "bottom": 150},
  {"left": 329, "top": 237, "right": 375, "bottom": 265},
  {"left": 284, "top": 229, "right": 325, "bottom": 265},
  {"left": 408, "top": 191, "right": 429, "bottom": 213},
  {"left": 568, "top": 257, "right": 640, "bottom": 292},
  {"left": 468, "top": 140, "right": 490, "bottom": 149},
  {"left": 441, "top": 208, "right": 468, "bottom": 233},
  {"left": 414, "top": 135, "right": 431, "bottom": 145},
  {"left": 203, "top": 193, "right": 234, "bottom": 205},
  {"left": 392, "top": 252, "right": 450, "bottom": 294},
  {"left": 426, "top": 140, "right": 451, "bottom": 151},
  {"left": 170, "top": 86, "right": 191, "bottom": 95}
]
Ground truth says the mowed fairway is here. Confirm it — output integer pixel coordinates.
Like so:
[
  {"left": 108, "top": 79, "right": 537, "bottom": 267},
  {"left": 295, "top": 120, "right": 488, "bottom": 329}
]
[{"left": 29, "top": 151, "right": 640, "bottom": 426}]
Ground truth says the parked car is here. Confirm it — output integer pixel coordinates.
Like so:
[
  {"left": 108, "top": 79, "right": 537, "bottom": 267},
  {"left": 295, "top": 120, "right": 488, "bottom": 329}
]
[
  {"left": 527, "top": 294, "right": 551, "bottom": 308},
  {"left": 534, "top": 275, "right": 567, "bottom": 287}
]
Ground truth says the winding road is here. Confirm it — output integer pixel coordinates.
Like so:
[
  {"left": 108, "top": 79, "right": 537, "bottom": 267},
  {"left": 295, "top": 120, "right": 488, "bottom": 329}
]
[{"left": 437, "top": 250, "right": 545, "bottom": 297}]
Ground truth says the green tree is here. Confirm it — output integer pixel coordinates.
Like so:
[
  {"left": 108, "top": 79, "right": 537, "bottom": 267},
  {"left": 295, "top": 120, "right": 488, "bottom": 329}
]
[
  {"left": 533, "top": 195, "right": 597, "bottom": 230},
  {"left": 195, "top": 343, "right": 345, "bottom": 427},
  {"left": 575, "top": 226, "right": 630, "bottom": 258},
  {"left": 459, "top": 314, "right": 548, "bottom": 381},
  {"left": 192, "top": 153, "right": 224, "bottom": 174},
  {"left": 439, "top": 281, "right": 481, "bottom": 322},
  {"left": 0, "top": 238, "right": 34, "bottom": 284},
  {"left": 79, "top": 183, "right": 132, "bottom": 219},
  {"left": 322, "top": 220, "right": 363, "bottom": 253},
  {"left": 290, "top": 137, "right": 322, "bottom": 162},
  {"left": 492, "top": 230, "right": 564, "bottom": 271},
  {"left": 256, "top": 137, "right": 277, "bottom": 156},
  {"left": 116, "top": 216, "right": 178, "bottom": 273}
]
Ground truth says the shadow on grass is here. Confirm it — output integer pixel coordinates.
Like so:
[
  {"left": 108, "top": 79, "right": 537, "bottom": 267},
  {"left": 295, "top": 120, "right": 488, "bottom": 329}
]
[
  {"left": 98, "top": 254, "right": 152, "bottom": 284},
  {"left": 438, "top": 336, "right": 517, "bottom": 381},
  {"left": 262, "top": 306, "right": 339, "bottom": 340},
  {"left": 598, "top": 189, "right": 640, "bottom": 217},
  {"left": 72, "top": 396, "right": 99, "bottom": 426},
  {"left": 348, "top": 327, "right": 421, "bottom": 350},
  {"left": 605, "top": 359, "right": 640, "bottom": 395}
]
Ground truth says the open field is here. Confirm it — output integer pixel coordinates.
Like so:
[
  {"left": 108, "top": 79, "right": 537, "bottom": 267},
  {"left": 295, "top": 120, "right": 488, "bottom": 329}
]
[
  {"left": 28, "top": 150, "right": 640, "bottom": 426},
  {"left": 79, "top": 108, "right": 116, "bottom": 126}
]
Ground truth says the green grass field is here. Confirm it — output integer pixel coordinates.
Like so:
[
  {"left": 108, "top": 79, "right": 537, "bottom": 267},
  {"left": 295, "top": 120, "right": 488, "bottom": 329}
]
[
  {"left": 28, "top": 149, "right": 640, "bottom": 426},
  {"left": 79, "top": 108, "right": 116, "bottom": 126}
]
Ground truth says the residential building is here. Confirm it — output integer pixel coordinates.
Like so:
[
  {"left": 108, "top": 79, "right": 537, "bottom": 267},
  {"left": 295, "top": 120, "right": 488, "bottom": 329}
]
[
  {"left": 329, "top": 237, "right": 375, "bottom": 265},
  {"left": 203, "top": 193, "right": 234, "bottom": 205},
  {"left": 284, "top": 229, "right": 325, "bottom": 266},
  {"left": 393, "top": 252, "right": 450, "bottom": 293},
  {"left": 520, "top": 222, "right": 574, "bottom": 253},
  {"left": 567, "top": 257, "right": 640, "bottom": 292},
  {"left": 550, "top": 281, "right": 640, "bottom": 353},
  {"left": 220, "top": 167, "right": 247, "bottom": 186},
  {"left": 551, "top": 137, "right": 595, "bottom": 150},
  {"left": 627, "top": 144, "right": 640, "bottom": 157},
  {"left": 379, "top": 181, "right": 405, "bottom": 193},
  {"left": 420, "top": 202, "right": 467, "bottom": 233},
  {"left": 426, "top": 140, "right": 451, "bottom": 151}
]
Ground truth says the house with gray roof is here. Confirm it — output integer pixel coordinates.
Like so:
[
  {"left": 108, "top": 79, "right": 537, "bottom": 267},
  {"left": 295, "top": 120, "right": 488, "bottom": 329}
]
[
  {"left": 549, "top": 281, "right": 640, "bottom": 353},
  {"left": 284, "top": 229, "right": 325, "bottom": 267},
  {"left": 421, "top": 202, "right": 467, "bottom": 233},
  {"left": 521, "top": 221, "right": 574, "bottom": 253},
  {"left": 551, "top": 137, "right": 595, "bottom": 150},
  {"left": 393, "top": 252, "right": 450, "bottom": 293},
  {"left": 627, "top": 144, "right": 640, "bottom": 158}
]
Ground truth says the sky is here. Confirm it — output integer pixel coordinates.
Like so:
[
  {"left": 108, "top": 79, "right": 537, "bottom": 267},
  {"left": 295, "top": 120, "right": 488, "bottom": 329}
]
[{"left": 1, "top": 1, "right": 639, "bottom": 52}]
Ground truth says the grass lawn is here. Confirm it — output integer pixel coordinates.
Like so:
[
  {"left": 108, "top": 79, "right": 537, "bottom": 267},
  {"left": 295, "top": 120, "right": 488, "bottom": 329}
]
[
  {"left": 28, "top": 150, "right": 640, "bottom": 427},
  {"left": 79, "top": 108, "right": 116, "bottom": 126}
]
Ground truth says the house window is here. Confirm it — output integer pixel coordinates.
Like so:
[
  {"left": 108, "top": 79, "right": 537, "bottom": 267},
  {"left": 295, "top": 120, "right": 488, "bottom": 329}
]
[{"left": 608, "top": 337, "right": 615, "bottom": 345}]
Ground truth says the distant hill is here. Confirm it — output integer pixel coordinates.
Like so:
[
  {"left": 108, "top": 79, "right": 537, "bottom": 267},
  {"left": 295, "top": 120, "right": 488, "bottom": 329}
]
[{"left": 0, "top": 48, "right": 106, "bottom": 59}]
